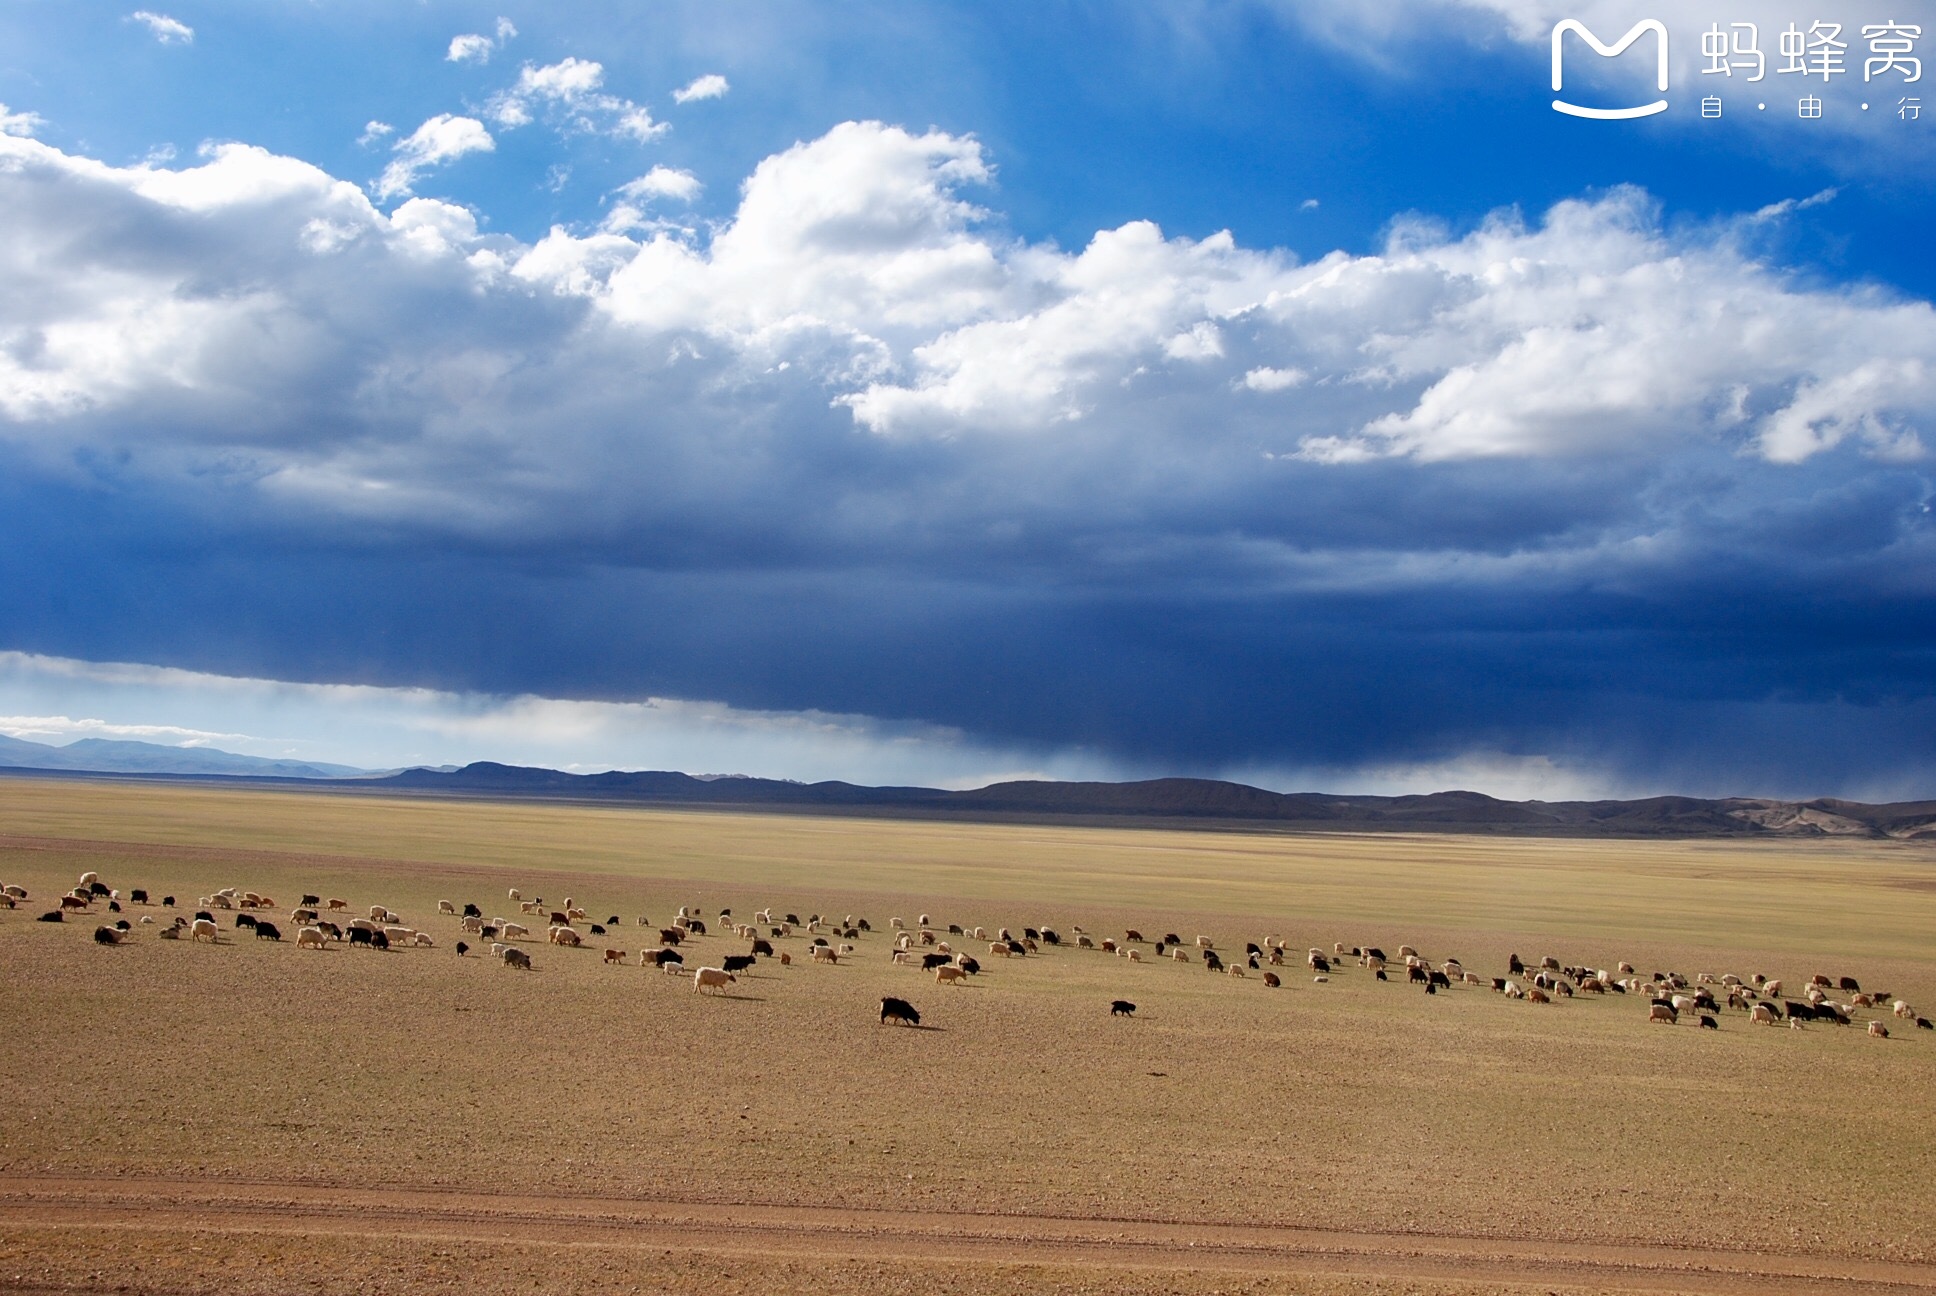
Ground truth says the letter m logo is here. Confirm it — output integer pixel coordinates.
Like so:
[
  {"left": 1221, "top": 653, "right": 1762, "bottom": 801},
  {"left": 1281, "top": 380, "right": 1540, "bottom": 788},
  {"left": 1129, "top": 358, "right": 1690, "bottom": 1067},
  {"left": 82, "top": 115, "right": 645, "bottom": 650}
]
[{"left": 1552, "top": 19, "right": 1669, "bottom": 119}]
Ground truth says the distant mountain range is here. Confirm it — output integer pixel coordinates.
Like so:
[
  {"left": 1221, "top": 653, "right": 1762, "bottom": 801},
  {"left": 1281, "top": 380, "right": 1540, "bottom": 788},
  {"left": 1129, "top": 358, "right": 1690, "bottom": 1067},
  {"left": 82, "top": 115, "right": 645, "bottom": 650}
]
[
  {"left": 372, "top": 762, "right": 1936, "bottom": 839},
  {"left": 4, "top": 739, "right": 1934, "bottom": 839},
  {"left": 0, "top": 733, "right": 370, "bottom": 780}
]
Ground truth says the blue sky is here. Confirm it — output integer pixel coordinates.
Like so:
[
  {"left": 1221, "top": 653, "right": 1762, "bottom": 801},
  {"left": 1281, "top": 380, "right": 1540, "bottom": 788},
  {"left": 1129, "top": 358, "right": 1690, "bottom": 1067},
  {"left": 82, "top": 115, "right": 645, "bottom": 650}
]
[{"left": 0, "top": 1, "right": 1933, "bottom": 797}]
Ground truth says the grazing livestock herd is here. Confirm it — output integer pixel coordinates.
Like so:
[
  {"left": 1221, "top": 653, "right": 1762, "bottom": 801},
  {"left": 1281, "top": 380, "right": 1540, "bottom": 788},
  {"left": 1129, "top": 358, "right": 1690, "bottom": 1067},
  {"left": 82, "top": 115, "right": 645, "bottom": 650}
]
[{"left": 9, "top": 868, "right": 1932, "bottom": 1044}]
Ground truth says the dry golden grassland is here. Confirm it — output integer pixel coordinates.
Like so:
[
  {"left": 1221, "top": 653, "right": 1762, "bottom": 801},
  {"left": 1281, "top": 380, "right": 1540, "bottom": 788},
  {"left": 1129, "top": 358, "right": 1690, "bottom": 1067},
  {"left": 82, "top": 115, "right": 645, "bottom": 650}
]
[{"left": 1, "top": 778, "right": 1934, "bottom": 1295}]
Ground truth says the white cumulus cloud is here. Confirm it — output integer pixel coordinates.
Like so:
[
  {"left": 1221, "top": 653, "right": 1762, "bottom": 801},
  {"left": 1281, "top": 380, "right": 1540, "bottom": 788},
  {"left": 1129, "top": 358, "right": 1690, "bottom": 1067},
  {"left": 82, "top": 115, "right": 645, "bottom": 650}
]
[
  {"left": 128, "top": 10, "right": 193, "bottom": 44},
  {"left": 1244, "top": 366, "right": 1305, "bottom": 391},
  {"left": 0, "top": 104, "right": 43, "bottom": 137},
  {"left": 374, "top": 114, "right": 494, "bottom": 200},
  {"left": 447, "top": 33, "right": 494, "bottom": 64},
  {"left": 0, "top": 122, "right": 1931, "bottom": 549},
  {"left": 618, "top": 165, "right": 702, "bottom": 203},
  {"left": 448, "top": 16, "right": 515, "bottom": 63},
  {"left": 673, "top": 73, "right": 730, "bottom": 104},
  {"left": 488, "top": 57, "right": 667, "bottom": 140}
]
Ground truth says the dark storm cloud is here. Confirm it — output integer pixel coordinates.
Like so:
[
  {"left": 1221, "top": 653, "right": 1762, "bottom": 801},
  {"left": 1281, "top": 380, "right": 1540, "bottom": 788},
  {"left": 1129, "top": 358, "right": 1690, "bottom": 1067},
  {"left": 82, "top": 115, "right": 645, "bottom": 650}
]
[{"left": 2, "top": 128, "right": 1934, "bottom": 795}]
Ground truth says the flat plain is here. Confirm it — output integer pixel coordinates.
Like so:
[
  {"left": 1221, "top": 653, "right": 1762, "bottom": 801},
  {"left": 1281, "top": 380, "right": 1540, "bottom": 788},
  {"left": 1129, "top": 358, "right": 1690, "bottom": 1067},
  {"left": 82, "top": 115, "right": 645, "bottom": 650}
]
[{"left": 2, "top": 777, "right": 1934, "bottom": 1296}]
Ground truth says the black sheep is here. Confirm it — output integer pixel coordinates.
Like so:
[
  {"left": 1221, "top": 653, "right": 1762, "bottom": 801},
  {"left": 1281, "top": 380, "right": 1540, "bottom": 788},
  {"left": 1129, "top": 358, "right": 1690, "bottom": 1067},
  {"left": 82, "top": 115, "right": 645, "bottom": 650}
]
[
  {"left": 751, "top": 938, "right": 774, "bottom": 957},
  {"left": 879, "top": 996, "right": 920, "bottom": 1026},
  {"left": 455, "top": 941, "right": 470, "bottom": 956},
  {"left": 254, "top": 921, "right": 282, "bottom": 941},
  {"left": 1110, "top": 1000, "right": 1136, "bottom": 1017},
  {"left": 38, "top": 910, "right": 63, "bottom": 922}
]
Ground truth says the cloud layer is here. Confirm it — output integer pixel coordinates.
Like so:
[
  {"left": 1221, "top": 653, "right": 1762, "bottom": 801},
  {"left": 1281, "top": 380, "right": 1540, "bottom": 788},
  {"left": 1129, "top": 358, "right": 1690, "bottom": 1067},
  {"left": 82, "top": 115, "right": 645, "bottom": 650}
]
[{"left": 0, "top": 121, "right": 1932, "bottom": 795}]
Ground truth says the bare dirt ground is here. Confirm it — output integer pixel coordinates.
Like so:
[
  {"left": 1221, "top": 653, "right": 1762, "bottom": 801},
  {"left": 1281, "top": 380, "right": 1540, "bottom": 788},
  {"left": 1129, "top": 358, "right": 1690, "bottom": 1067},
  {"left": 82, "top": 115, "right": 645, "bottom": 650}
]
[
  {"left": 2, "top": 779, "right": 1934, "bottom": 1294},
  {"left": 4, "top": 1174, "right": 1936, "bottom": 1295}
]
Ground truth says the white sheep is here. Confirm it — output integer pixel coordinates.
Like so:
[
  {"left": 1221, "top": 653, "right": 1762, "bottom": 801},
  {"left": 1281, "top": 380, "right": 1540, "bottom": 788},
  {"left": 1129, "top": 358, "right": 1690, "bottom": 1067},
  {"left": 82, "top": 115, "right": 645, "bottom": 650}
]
[
  {"left": 693, "top": 966, "right": 735, "bottom": 993},
  {"left": 437, "top": 900, "right": 456, "bottom": 915},
  {"left": 297, "top": 927, "right": 327, "bottom": 950},
  {"left": 190, "top": 918, "right": 219, "bottom": 943}
]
